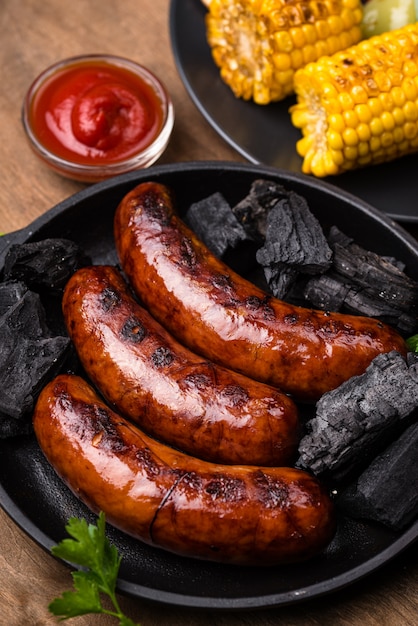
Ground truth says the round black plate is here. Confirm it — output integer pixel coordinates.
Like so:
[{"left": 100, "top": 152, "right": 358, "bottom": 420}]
[
  {"left": 169, "top": 0, "right": 418, "bottom": 223},
  {"left": 0, "top": 161, "right": 417, "bottom": 609}
]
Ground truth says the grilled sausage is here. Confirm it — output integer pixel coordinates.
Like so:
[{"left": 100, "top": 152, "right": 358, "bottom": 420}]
[
  {"left": 33, "top": 374, "right": 336, "bottom": 566},
  {"left": 62, "top": 265, "right": 299, "bottom": 466},
  {"left": 114, "top": 181, "right": 408, "bottom": 402}
]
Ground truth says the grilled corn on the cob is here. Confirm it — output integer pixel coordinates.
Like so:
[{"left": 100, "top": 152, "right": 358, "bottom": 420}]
[
  {"left": 290, "top": 22, "right": 418, "bottom": 176},
  {"left": 205, "top": 0, "right": 363, "bottom": 104}
]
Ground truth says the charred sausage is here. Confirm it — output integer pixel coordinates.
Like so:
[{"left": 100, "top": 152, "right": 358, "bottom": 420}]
[
  {"left": 114, "top": 181, "right": 408, "bottom": 402},
  {"left": 62, "top": 265, "right": 299, "bottom": 466},
  {"left": 33, "top": 374, "right": 336, "bottom": 566}
]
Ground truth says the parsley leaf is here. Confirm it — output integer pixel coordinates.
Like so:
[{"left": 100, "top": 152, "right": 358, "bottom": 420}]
[
  {"left": 49, "top": 512, "right": 140, "bottom": 625},
  {"left": 406, "top": 334, "right": 418, "bottom": 352}
]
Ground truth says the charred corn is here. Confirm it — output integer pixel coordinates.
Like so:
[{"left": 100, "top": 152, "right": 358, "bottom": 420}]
[
  {"left": 290, "top": 22, "right": 418, "bottom": 177},
  {"left": 205, "top": 0, "right": 363, "bottom": 104}
]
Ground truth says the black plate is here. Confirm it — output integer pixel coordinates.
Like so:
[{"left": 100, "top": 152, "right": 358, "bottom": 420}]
[
  {"left": 169, "top": 0, "right": 418, "bottom": 223},
  {"left": 1, "top": 161, "right": 418, "bottom": 610}
]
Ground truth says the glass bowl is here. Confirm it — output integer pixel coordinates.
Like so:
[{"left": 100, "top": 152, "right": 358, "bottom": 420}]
[{"left": 22, "top": 54, "right": 175, "bottom": 183}]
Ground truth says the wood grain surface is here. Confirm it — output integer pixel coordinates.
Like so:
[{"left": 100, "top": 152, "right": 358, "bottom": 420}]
[{"left": 0, "top": 1, "right": 417, "bottom": 624}]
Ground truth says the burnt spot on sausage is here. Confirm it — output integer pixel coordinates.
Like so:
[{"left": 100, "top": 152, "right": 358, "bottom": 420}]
[
  {"left": 183, "top": 372, "right": 212, "bottom": 390},
  {"left": 245, "top": 295, "right": 276, "bottom": 321},
  {"left": 69, "top": 400, "right": 129, "bottom": 454},
  {"left": 212, "top": 273, "right": 234, "bottom": 292},
  {"left": 180, "top": 471, "right": 204, "bottom": 491},
  {"left": 178, "top": 237, "right": 198, "bottom": 270},
  {"left": 221, "top": 384, "right": 249, "bottom": 407},
  {"left": 135, "top": 188, "right": 171, "bottom": 225},
  {"left": 135, "top": 447, "right": 161, "bottom": 477},
  {"left": 99, "top": 287, "right": 121, "bottom": 312},
  {"left": 204, "top": 474, "right": 247, "bottom": 502},
  {"left": 151, "top": 346, "right": 174, "bottom": 367},
  {"left": 253, "top": 469, "right": 289, "bottom": 508},
  {"left": 284, "top": 312, "right": 299, "bottom": 325},
  {"left": 121, "top": 316, "right": 147, "bottom": 343}
]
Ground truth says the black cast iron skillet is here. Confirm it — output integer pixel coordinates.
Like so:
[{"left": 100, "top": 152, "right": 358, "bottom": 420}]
[{"left": 0, "top": 161, "right": 417, "bottom": 610}]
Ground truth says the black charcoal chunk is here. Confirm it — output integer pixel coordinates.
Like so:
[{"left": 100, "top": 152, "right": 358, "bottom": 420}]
[
  {"left": 4, "top": 238, "right": 89, "bottom": 291},
  {"left": 297, "top": 351, "right": 418, "bottom": 483},
  {"left": 231, "top": 179, "right": 289, "bottom": 240},
  {"left": 338, "top": 421, "right": 418, "bottom": 530},
  {"left": 0, "top": 280, "right": 27, "bottom": 316},
  {"left": 0, "top": 411, "right": 33, "bottom": 438},
  {"left": 185, "top": 192, "right": 250, "bottom": 258},
  {"left": 305, "top": 272, "right": 418, "bottom": 335},
  {"left": 0, "top": 286, "right": 71, "bottom": 421},
  {"left": 255, "top": 191, "right": 333, "bottom": 298},
  {"left": 304, "top": 226, "right": 418, "bottom": 335}
]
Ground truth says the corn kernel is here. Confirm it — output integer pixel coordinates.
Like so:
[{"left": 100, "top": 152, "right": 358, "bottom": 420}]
[
  {"left": 370, "top": 117, "right": 384, "bottom": 136},
  {"left": 358, "top": 141, "right": 369, "bottom": 156},
  {"left": 343, "top": 109, "right": 358, "bottom": 127},
  {"left": 355, "top": 104, "right": 372, "bottom": 123},
  {"left": 370, "top": 136, "right": 381, "bottom": 151},
  {"left": 303, "top": 45, "right": 318, "bottom": 65},
  {"left": 402, "top": 77, "right": 417, "bottom": 101},
  {"left": 368, "top": 98, "right": 382, "bottom": 117},
  {"left": 378, "top": 93, "right": 394, "bottom": 111},
  {"left": 381, "top": 131, "right": 394, "bottom": 148},
  {"left": 403, "top": 101, "right": 418, "bottom": 121},
  {"left": 391, "top": 87, "right": 406, "bottom": 107},
  {"left": 338, "top": 92, "right": 354, "bottom": 110},
  {"left": 381, "top": 111, "right": 395, "bottom": 131},
  {"left": 302, "top": 23, "right": 317, "bottom": 44},
  {"left": 274, "top": 31, "right": 293, "bottom": 53},
  {"left": 344, "top": 145, "right": 358, "bottom": 160},
  {"left": 329, "top": 113, "right": 345, "bottom": 131},
  {"left": 273, "top": 52, "right": 291, "bottom": 71},
  {"left": 327, "top": 129, "right": 344, "bottom": 149},
  {"left": 357, "top": 123, "right": 371, "bottom": 141},
  {"left": 330, "top": 149, "right": 345, "bottom": 165},
  {"left": 351, "top": 85, "right": 368, "bottom": 105},
  {"left": 343, "top": 127, "right": 358, "bottom": 146},
  {"left": 290, "top": 27, "right": 306, "bottom": 49},
  {"left": 392, "top": 107, "right": 405, "bottom": 126},
  {"left": 315, "top": 20, "right": 330, "bottom": 40},
  {"left": 404, "top": 122, "right": 417, "bottom": 140},
  {"left": 290, "top": 49, "right": 304, "bottom": 69},
  {"left": 328, "top": 15, "right": 344, "bottom": 35}
]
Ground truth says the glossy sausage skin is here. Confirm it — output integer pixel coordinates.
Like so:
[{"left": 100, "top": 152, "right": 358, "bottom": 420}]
[
  {"left": 33, "top": 374, "right": 336, "bottom": 566},
  {"left": 62, "top": 265, "right": 299, "bottom": 466},
  {"left": 114, "top": 182, "right": 408, "bottom": 402}
]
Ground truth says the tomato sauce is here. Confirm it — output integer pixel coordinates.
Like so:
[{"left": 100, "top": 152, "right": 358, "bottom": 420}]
[{"left": 28, "top": 60, "right": 165, "bottom": 165}]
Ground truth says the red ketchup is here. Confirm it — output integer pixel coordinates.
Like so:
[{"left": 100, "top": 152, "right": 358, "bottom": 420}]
[{"left": 28, "top": 59, "right": 165, "bottom": 166}]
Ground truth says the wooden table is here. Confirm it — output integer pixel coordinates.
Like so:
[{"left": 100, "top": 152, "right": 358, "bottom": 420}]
[{"left": 1, "top": 1, "right": 417, "bottom": 624}]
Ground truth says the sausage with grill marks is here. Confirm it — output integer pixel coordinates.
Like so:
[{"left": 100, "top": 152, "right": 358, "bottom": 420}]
[
  {"left": 62, "top": 264, "right": 300, "bottom": 466},
  {"left": 114, "top": 181, "right": 408, "bottom": 402},
  {"left": 33, "top": 374, "right": 336, "bottom": 566}
]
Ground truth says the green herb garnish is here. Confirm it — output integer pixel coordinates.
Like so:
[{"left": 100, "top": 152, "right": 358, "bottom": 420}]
[
  {"left": 406, "top": 334, "right": 418, "bottom": 352},
  {"left": 49, "top": 512, "right": 139, "bottom": 625}
]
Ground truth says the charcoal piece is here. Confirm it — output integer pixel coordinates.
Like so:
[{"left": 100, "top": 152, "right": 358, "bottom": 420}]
[
  {"left": 0, "top": 412, "right": 33, "bottom": 438},
  {"left": 297, "top": 351, "right": 418, "bottom": 483},
  {"left": 304, "top": 273, "right": 349, "bottom": 311},
  {"left": 185, "top": 192, "right": 250, "bottom": 258},
  {"left": 0, "top": 280, "right": 27, "bottom": 316},
  {"left": 231, "top": 179, "right": 289, "bottom": 240},
  {"left": 0, "top": 288, "right": 71, "bottom": 420},
  {"left": 304, "top": 272, "right": 418, "bottom": 335},
  {"left": 299, "top": 226, "right": 418, "bottom": 334},
  {"left": 4, "top": 238, "right": 89, "bottom": 291},
  {"left": 337, "top": 421, "right": 418, "bottom": 530},
  {"left": 255, "top": 191, "right": 333, "bottom": 298}
]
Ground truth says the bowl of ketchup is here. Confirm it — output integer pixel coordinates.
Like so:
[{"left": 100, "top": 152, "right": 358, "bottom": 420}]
[{"left": 22, "top": 54, "right": 175, "bottom": 182}]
